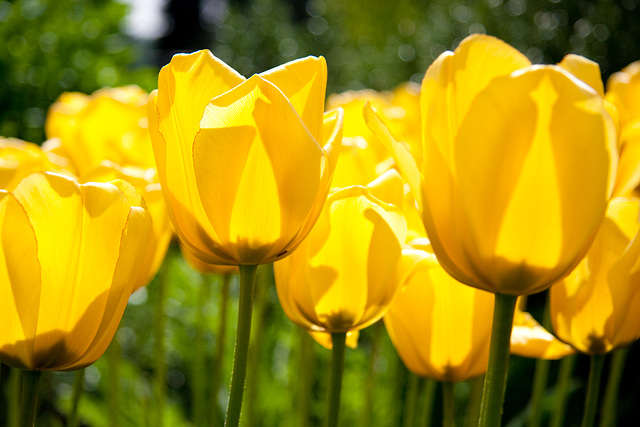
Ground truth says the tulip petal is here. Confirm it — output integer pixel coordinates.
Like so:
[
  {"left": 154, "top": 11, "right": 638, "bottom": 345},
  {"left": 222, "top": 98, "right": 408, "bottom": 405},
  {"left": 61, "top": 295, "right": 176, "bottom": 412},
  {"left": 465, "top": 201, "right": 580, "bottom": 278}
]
[
  {"left": 285, "top": 108, "right": 344, "bottom": 255},
  {"left": 260, "top": 56, "right": 327, "bottom": 143},
  {"left": 364, "top": 102, "right": 423, "bottom": 211},
  {"left": 65, "top": 191, "right": 151, "bottom": 370},
  {"left": 558, "top": 54, "right": 605, "bottom": 97},
  {"left": 194, "top": 75, "right": 323, "bottom": 264},
  {"left": 510, "top": 309, "right": 575, "bottom": 359},
  {"left": 0, "top": 191, "right": 42, "bottom": 369},
  {"left": 453, "top": 66, "right": 614, "bottom": 294},
  {"left": 12, "top": 172, "right": 133, "bottom": 368},
  {"left": 149, "top": 91, "right": 231, "bottom": 265}
]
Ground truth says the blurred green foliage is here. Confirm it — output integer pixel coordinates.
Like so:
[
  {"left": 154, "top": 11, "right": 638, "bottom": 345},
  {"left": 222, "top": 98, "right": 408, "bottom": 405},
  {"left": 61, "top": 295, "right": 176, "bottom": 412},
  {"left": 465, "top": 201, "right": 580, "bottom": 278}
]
[
  {"left": 0, "top": 0, "right": 157, "bottom": 143},
  {"left": 212, "top": 0, "right": 640, "bottom": 94}
]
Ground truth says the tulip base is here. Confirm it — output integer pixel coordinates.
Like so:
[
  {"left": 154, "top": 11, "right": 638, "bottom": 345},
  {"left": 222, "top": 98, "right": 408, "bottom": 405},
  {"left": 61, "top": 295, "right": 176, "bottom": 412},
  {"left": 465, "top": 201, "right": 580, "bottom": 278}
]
[
  {"left": 225, "top": 264, "right": 257, "bottom": 427},
  {"left": 478, "top": 293, "right": 518, "bottom": 427}
]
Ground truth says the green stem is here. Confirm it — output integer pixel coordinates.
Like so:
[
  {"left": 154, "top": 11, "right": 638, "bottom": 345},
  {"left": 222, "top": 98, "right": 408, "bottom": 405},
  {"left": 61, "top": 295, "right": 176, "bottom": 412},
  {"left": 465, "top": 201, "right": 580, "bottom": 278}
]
[
  {"left": 153, "top": 257, "right": 169, "bottom": 427},
  {"left": 362, "top": 322, "right": 381, "bottom": 427},
  {"left": 245, "top": 265, "right": 271, "bottom": 427},
  {"left": 467, "top": 376, "right": 484, "bottom": 427},
  {"left": 9, "top": 368, "right": 21, "bottom": 427},
  {"left": 477, "top": 293, "right": 518, "bottom": 427},
  {"left": 19, "top": 370, "right": 41, "bottom": 427},
  {"left": 420, "top": 378, "right": 437, "bottom": 427},
  {"left": 527, "top": 358, "right": 550, "bottom": 427},
  {"left": 443, "top": 382, "right": 456, "bottom": 427},
  {"left": 599, "top": 346, "right": 629, "bottom": 427},
  {"left": 108, "top": 337, "right": 120, "bottom": 427},
  {"left": 68, "top": 368, "right": 85, "bottom": 427},
  {"left": 295, "top": 329, "right": 315, "bottom": 427},
  {"left": 224, "top": 264, "right": 257, "bottom": 427},
  {"left": 550, "top": 354, "right": 576, "bottom": 427},
  {"left": 327, "top": 332, "right": 347, "bottom": 427},
  {"left": 527, "top": 295, "right": 552, "bottom": 427},
  {"left": 211, "top": 272, "right": 231, "bottom": 427},
  {"left": 402, "top": 372, "right": 420, "bottom": 427},
  {"left": 193, "top": 274, "right": 211, "bottom": 427},
  {"left": 581, "top": 354, "right": 606, "bottom": 427}
]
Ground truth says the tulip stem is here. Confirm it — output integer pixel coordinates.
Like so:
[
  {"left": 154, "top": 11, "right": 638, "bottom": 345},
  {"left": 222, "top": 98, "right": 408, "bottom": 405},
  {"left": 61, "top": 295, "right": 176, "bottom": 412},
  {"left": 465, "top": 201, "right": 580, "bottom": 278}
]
[
  {"left": 550, "top": 354, "right": 576, "bottom": 427},
  {"left": 327, "top": 332, "right": 347, "bottom": 427},
  {"left": 582, "top": 354, "right": 605, "bottom": 427},
  {"left": 420, "top": 378, "right": 437, "bottom": 427},
  {"left": 527, "top": 357, "right": 550, "bottom": 427},
  {"left": 295, "top": 328, "right": 316, "bottom": 426},
  {"left": 599, "top": 346, "right": 629, "bottom": 427},
  {"left": 477, "top": 293, "right": 518, "bottom": 427},
  {"left": 19, "top": 370, "right": 41, "bottom": 427},
  {"left": 467, "top": 376, "right": 484, "bottom": 427},
  {"left": 153, "top": 257, "right": 169, "bottom": 427},
  {"left": 443, "top": 382, "right": 456, "bottom": 427},
  {"left": 402, "top": 372, "right": 420, "bottom": 427},
  {"left": 68, "top": 368, "right": 85, "bottom": 427},
  {"left": 224, "top": 264, "right": 257, "bottom": 427},
  {"left": 211, "top": 272, "right": 232, "bottom": 426}
]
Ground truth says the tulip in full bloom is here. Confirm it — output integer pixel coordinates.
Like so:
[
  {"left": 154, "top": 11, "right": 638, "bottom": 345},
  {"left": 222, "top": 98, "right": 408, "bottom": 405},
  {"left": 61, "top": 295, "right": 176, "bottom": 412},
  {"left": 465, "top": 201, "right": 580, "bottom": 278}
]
[
  {"left": 366, "top": 34, "right": 617, "bottom": 296},
  {"left": 384, "top": 239, "right": 494, "bottom": 382},
  {"left": 0, "top": 172, "right": 151, "bottom": 370},
  {"left": 148, "top": 50, "right": 343, "bottom": 266},
  {"left": 551, "top": 197, "right": 640, "bottom": 354},
  {"left": 274, "top": 170, "right": 408, "bottom": 334}
]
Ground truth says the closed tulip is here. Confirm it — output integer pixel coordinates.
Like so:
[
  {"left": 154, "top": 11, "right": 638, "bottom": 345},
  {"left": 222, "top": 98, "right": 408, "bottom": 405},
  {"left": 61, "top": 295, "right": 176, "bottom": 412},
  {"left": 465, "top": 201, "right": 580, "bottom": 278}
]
[
  {"left": 384, "top": 239, "right": 494, "bottom": 382},
  {"left": 551, "top": 197, "right": 640, "bottom": 355},
  {"left": 365, "top": 34, "right": 617, "bottom": 427},
  {"left": 273, "top": 170, "right": 408, "bottom": 334},
  {"left": 148, "top": 50, "right": 343, "bottom": 266},
  {"left": 366, "top": 34, "right": 616, "bottom": 296},
  {"left": 0, "top": 171, "right": 151, "bottom": 371},
  {"left": 45, "top": 86, "right": 154, "bottom": 176}
]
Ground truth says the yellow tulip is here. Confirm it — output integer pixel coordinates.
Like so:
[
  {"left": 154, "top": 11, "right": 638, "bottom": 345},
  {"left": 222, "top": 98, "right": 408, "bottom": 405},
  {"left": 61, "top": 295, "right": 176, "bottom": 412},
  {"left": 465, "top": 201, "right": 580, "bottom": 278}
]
[
  {"left": 273, "top": 170, "right": 408, "bottom": 333},
  {"left": 551, "top": 197, "right": 640, "bottom": 355},
  {"left": 148, "top": 51, "right": 343, "bottom": 266},
  {"left": 366, "top": 34, "right": 617, "bottom": 296},
  {"left": 45, "top": 86, "right": 154, "bottom": 176},
  {"left": 0, "top": 171, "right": 151, "bottom": 371},
  {"left": 0, "top": 137, "right": 71, "bottom": 190},
  {"left": 83, "top": 162, "right": 173, "bottom": 290},
  {"left": 384, "top": 239, "right": 494, "bottom": 382},
  {"left": 606, "top": 61, "right": 640, "bottom": 196}
]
